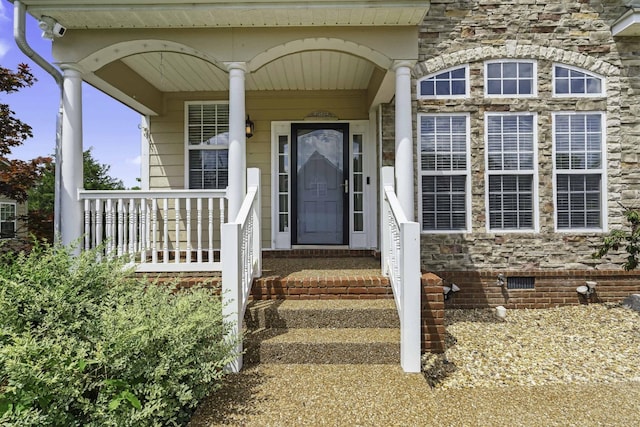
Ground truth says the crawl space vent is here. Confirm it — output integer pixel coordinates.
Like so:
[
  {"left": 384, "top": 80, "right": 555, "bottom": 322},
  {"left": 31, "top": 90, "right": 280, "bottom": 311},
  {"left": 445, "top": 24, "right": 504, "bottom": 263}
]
[{"left": 507, "top": 276, "right": 535, "bottom": 290}]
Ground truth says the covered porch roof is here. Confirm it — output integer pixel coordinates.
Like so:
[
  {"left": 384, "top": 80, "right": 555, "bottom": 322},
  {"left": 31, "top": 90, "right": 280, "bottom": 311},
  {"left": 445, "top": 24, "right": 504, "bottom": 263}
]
[{"left": 19, "top": 0, "right": 430, "bottom": 29}]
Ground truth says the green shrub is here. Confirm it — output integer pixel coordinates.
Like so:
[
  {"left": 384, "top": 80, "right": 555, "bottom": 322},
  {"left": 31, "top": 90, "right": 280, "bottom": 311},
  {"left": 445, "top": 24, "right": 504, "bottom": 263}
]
[{"left": 0, "top": 244, "right": 237, "bottom": 426}]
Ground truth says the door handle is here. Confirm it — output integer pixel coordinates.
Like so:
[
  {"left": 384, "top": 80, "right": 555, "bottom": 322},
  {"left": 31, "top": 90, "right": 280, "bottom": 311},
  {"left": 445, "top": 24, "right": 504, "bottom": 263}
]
[{"left": 341, "top": 179, "right": 348, "bottom": 194}]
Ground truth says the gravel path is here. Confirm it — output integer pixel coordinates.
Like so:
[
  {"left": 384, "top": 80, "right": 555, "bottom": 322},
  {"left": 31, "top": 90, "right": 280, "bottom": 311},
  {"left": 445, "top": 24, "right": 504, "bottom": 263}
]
[{"left": 190, "top": 303, "right": 640, "bottom": 426}]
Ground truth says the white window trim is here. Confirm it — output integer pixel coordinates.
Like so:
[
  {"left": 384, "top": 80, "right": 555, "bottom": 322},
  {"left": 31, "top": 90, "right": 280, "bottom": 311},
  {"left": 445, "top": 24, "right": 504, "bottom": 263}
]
[
  {"left": 417, "top": 113, "right": 472, "bottom": 234},
  {"left": 552, "top": 63, "right": 606, "bottom": 98},
  {"left": 484, "top": 59, "right": 538, "bottom": 98},
  {"left": 183, "top": 101, "right": 230, "bottom": 189},
  {"left": 0, "top": 202, "right": 17, "bottom": 239},
  {"left": 484, "top": 112, "right": 540, "bottom": 233},
  {"left": 417, "top": 64, "right": 470, "bottom": 100},
  {"left": 552, "top": 111, "right": 608, "bottom": 233}
]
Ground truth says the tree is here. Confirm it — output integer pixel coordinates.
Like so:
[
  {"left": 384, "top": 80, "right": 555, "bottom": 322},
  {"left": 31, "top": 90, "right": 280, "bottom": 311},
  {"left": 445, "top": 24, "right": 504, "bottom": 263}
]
[
  {"left": 0, "top": 64, "right": 51, "bottom": 202},
  {"left": 28, "top": 149, "right": 125, "bottom": 241}
]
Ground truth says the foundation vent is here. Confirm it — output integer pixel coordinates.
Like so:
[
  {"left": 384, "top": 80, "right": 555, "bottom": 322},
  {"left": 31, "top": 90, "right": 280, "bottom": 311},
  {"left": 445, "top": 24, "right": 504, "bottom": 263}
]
[{"left": 507, "top": 276, "right": 535, "bottom": 290}]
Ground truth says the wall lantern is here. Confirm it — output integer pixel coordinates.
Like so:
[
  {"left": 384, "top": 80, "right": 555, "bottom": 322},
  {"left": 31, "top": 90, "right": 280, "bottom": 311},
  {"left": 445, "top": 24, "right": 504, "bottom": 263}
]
[{"left": 245, "top": 115, "right": 255, "bottom": 138}]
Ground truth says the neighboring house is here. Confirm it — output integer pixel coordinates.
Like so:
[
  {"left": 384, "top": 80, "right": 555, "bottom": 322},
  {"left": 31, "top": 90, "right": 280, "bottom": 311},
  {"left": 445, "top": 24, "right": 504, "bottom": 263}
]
[
  {"left": 10, "top": 1, "right": 640, "bottom": 370},
  {"left": 0, "top": 197, "right": 26, "bottom": 240}
]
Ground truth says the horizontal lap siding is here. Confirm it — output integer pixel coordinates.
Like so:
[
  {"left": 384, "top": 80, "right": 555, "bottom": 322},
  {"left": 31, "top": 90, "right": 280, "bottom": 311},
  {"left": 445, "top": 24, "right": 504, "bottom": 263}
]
[{"left": 149, "top": 90, "right": 369, "bottom": 249}]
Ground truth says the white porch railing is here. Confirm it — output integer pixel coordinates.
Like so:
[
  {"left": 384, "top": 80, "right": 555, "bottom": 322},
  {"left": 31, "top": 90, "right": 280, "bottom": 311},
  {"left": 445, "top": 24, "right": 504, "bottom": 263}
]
[
  {"left": 79, "top": 188, "right": 227, "bottom": 272},
  {"left": 381, "top": 166, "right": 421, "bottom": 373},
  {"left": 222, "top": 168, "right": 262, "bottom": 373}
]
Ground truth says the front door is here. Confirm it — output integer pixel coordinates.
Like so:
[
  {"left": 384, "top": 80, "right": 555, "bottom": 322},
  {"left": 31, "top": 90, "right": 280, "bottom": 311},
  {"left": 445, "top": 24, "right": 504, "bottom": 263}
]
[{"left": 292, "top": 123, "right": 349, "bottom": 245}]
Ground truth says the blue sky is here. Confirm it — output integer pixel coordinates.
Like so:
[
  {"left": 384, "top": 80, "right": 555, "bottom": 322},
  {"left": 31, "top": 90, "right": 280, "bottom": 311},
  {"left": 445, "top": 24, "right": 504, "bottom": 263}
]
[{"left": 0, "top": 0, "right": 142, "bottom": 188}]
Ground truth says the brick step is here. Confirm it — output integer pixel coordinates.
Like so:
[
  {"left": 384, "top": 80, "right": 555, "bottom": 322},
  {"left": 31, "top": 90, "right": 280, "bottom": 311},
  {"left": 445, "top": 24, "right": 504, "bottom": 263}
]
[
  {"left": 245, "top": 299, "right": 399, "bottom": 329},
  {"left": 251, "top": 277, "right": 392, "bottom": 299},
  {"left": 250, "top": 328, "right": 400, "bottom": 364}
]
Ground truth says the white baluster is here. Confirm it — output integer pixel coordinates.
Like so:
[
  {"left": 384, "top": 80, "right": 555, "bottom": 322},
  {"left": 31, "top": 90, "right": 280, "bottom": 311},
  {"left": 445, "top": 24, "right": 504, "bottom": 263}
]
[
  {"left": 106, "top": 199, "right": 114, "bottom": 257},
  {"left": 152, "top": 198, "right": 158, "bottom": 264},
  {"left": 95, "top": 199, "right": 103, "bottom": 254},
  {"left": 84, "top": 199, "right": 91, "bottom": 251},
  {"left": 117, "top": 198, "right": 125, "bottom": 257},
  {"left": 140, "top": 200, "right": 147, "bottom": 262},
  {"left": 163, "top": 198, "right": 169, "bottom": 263},
  {"left": 174, "top": 198, "right": 180, "bottom": 264},
  {"left": 129, "top": 198, "right": 136, "bottom": 258},
  {"left": 197, "top": 198, "right": 203, "bottom": 263},
  {"left": 186, "top": 198, "right": 192, "bottom": 264},
  {"left": 208, "top": 198, "right": 214, "bottom": 262}
]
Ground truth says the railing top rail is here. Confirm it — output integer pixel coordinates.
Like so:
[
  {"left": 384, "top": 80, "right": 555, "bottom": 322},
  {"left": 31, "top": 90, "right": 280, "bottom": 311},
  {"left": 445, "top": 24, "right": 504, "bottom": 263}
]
[
  {"left": 383, "top": 184, "right": 410, "bottom": 225},
  {"left": 230, "top": 185, "right": 258, "bottom": 225},
  {"left": 78, "top": 189, "right": 228, "bottom": 200}
]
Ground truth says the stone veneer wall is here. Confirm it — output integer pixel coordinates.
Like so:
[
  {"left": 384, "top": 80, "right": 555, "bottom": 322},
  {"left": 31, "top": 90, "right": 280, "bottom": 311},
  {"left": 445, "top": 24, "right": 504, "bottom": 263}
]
[{"left": 382, "top": 0, "right": 640, "bottom": 307}]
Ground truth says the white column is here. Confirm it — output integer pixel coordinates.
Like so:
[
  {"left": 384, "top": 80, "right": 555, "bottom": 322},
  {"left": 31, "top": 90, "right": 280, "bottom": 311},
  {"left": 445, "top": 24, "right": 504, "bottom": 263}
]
[
  {"left": 59, "top": 64, "right": 84, "bottom": 250},
  {"left": 393, "top": 61, "right": 415, "bottom": 221},
  {"left": 226, "top": 62, "right": 247, "bottom": 221}
]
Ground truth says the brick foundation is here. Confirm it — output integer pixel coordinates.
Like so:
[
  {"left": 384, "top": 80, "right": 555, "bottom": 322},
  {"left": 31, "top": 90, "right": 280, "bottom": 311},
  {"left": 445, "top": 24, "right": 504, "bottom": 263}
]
[
  {"left": 435, "top": 270, "right": 640, "bottom": 309},
  {"left": 421, "top": 273, "right": 446, "bottom": 354}
]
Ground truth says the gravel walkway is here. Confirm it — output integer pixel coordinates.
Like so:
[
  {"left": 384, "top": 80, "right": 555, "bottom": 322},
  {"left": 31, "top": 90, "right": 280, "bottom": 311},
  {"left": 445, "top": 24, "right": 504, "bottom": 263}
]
[{"left": 189, "top": 303, "right": 640, "bottom": 426}]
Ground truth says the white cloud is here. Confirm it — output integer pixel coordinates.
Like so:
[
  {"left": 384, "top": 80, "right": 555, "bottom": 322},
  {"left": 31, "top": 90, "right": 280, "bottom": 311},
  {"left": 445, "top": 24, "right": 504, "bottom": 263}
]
[
  {"left": 0, "top": 40, "right": 9, "bottom": 60},
  {"left": 127, "top": 155, "right": 142, "bottom": 165},
  {"left": 0, "top": 2, "right": 11, "bottom": 60}
]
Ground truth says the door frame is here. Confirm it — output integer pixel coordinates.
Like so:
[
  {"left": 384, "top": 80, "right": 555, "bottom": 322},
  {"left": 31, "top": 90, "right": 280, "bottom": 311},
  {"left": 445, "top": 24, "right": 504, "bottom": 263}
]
[{"left": 271, "top": 120, "right": 376, "bottom": 249}]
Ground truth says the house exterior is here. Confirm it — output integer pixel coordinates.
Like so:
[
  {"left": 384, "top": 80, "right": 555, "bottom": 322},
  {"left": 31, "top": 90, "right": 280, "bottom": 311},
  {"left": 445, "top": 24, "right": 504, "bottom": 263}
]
[
  {"left": 0, "top": 197, "right": 26, "bottom": 240},
  {"left": 10, "top": 1, "right": 640, "bottom": 369}
]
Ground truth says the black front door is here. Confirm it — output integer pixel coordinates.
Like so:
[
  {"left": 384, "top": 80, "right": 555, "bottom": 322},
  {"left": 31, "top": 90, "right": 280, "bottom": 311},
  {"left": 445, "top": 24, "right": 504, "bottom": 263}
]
[{"left": 291, "top": 123, "right": 349, "bottom": 245}]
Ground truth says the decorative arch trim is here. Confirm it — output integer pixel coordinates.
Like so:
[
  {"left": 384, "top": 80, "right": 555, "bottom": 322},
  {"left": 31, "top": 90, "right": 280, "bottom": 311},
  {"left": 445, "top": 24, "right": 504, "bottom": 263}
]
[
  {"left": 79, "top": 39, "right": 224, "bottom": 72},
  {"left": 415, "top": 44, "right": 620, "bottom": 79},
  {"left": 248, "top": 37, "right": 393, "bottom": 72}
]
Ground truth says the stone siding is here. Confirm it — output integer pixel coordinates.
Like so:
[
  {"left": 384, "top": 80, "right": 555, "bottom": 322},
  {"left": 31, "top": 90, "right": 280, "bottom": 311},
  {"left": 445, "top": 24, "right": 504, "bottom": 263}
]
[{"left": 380, "top": 0, "right": 640, "bottom": 307}]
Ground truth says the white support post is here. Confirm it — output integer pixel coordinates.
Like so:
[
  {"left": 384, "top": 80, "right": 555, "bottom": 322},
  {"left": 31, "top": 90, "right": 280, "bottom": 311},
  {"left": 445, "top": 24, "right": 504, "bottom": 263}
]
[
  {"left": 393, "top": 61, "right": 415, "bottom": 222},
  {"left": 222, "top": 220, "right": 243, "bottom": 372},
  {"left": 400, "top": 220, "right": 421, "bottom": 373},
  {"left": 59, "top": 64, "right": 84, "bottom": 250},
  {"left": 226, "top": 62, "right": 247, "bottom": 221}
]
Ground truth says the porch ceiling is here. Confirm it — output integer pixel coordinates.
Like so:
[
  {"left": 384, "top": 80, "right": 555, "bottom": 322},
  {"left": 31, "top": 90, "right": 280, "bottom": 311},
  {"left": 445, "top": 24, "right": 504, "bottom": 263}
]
[
  {"left": 20, "top": 1, "right": 430, "bottom": 29},
  {"left": 120, "top": 50, "right": 375, "bottom": 92}
]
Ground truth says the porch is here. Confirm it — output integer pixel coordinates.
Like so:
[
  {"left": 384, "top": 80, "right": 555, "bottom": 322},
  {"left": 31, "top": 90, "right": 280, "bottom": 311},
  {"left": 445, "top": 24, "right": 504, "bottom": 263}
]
[{"left": 78, "top": 167, "right": 427, "bottom": 373}]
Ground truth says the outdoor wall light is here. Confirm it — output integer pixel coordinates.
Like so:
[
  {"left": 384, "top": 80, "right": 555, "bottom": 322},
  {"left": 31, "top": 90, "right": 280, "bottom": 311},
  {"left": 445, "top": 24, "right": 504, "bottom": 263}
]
[
  {"left": 496, "top": 273, "right": 506, "bottom": 287},
  {"left": 443, "top": 283, "right": 460, "bottom": 300},
  {"left": 577, "top": 281, "right": 597, "bottom": 296},
  {"left": 245, "top": 115, "right": 255, "bottom": 138}
]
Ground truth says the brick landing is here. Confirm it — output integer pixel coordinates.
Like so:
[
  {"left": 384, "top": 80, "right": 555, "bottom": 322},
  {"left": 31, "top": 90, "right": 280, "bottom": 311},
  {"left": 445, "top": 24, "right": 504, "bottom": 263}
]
[{"left": 253, "top": 253, "right": 391, "bottom": 300}]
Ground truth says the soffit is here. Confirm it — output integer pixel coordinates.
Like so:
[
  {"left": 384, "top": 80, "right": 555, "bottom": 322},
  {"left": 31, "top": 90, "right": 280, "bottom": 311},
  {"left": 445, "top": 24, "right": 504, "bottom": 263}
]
[
  {"left": 120, "top": 50, "right": 375, "bottom": 91},
  {"left": 21, "top": 1, "right": 430, "bottom": 29},
  {"left": 612, "top": 8, "right": 640, "bottom": 37}
]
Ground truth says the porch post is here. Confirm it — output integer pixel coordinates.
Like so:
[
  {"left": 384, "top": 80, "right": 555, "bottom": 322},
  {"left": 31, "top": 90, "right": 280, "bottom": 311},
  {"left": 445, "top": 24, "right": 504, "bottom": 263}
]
[
  {"left": 393, "top": 61, "right": 415, "bottom": 221},
  {"left": 59, "top": 64, "right": 84, "bottom": 250},
  {"left": 226, "top": 62, "right": 247, "bottom": 221}
]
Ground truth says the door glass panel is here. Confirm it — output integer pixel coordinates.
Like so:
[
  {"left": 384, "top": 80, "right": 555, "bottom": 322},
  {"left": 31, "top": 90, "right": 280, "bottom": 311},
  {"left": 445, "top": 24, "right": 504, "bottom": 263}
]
[
  {"left": 352, "top": 134, "right": 364, "bottom": 232},
  {"left": 296, "top": 127, "right": 345, "bottom": 244}
]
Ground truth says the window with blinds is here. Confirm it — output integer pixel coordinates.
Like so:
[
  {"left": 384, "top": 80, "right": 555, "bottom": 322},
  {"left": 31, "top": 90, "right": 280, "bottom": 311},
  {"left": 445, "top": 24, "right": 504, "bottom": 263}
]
[
  {"left": 418, "top": 114, "right": 470, "bottom": 232},
  {"left": 186, "top": 102, "right": 229, "bottom": 190},
  {"left": 486, "top": 113, "right": 537, "bottom": 231}
]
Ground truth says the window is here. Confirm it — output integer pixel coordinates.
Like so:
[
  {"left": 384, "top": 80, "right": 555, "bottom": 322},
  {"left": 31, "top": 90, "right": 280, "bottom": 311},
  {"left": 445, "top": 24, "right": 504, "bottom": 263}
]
[
  {"left": 553, "top": 65, "right": 603, "bottom": 96},
  {"left": 418, "top": 66, "right": 468, "bottom": 98},
  {"left": 277, "top": 134, "right": 289, "bottom": 232},
  {"left": 485, "top": 113, "right": 537, "bottom": 231},
  {"left": 485, "top": 61, "right": 536, "bottom": 96},
  {"left": 352, "top": 134, "right": 364, "bottom": 232},
  {"left": 553, "top": 113, "right": 605, "bottom": 230},
  {"left": 0, "top": 202, "right": 16, "bottom": 239},
  {"left": 185, "top": 102, "right": 229, "bottom": 190},
  {"left": 418, "top": 114, "right": 470, "bottom": 232}
]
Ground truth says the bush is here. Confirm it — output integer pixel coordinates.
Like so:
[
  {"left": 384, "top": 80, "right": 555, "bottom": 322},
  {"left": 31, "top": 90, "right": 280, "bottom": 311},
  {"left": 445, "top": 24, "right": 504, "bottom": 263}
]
[{"left": 0, "top": 244, "right": 238, "bottom": 426}]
